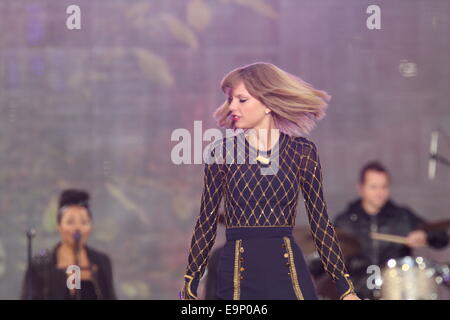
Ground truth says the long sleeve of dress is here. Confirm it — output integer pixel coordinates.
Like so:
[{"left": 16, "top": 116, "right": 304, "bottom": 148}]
[
  {"left": 298, "top": 140, "right": 356, "bottom": 299},
  {"left": 181, "top": 143, "right": 226, "bottom": 300}
]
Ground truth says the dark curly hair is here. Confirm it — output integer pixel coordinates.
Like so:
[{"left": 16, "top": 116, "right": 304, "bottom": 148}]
[{"left": 57, "top": 189, "right": 92, "bottom": 224}]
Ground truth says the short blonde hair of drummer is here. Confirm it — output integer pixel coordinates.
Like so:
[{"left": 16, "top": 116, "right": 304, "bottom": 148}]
[{"left": 213, "top": 62, "right": 330, "bottom": 137}]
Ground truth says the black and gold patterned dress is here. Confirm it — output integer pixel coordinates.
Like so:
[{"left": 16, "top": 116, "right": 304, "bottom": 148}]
[{"left": 181, "top": 130, "right": 355, "bottom": 300}]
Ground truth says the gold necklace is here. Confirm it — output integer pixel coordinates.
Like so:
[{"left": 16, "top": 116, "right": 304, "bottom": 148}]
[
  {"left": 246, "top": 130, "right": 280, "bottom": 164},
  {"left": 253, "top": 134, "right": 275, "bottom": 165},
  {"left": 255, "top": 154, "right": 271, "bottom": 164}
]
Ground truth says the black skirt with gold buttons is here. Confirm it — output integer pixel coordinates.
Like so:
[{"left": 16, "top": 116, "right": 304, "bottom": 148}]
[{"left": 215, "top": 227, "right": 318, "bottom": 300}]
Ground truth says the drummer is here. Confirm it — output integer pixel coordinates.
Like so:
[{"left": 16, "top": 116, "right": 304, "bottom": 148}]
[{"left": 333, "top": 161, "right": 449, "bottom": 299}]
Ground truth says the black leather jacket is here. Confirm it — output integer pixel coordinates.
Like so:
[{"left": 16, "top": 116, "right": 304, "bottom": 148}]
[
  {"left": 21, "top": 242, "right": 117, "bottom": 300},
  {"left": 334, "top": 198, "right": 449, "bottom": 271}
]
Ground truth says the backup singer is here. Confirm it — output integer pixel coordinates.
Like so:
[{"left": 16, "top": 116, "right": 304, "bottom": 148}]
[{"left": 21, "top": 189, "right": 116, "bottom": 300}]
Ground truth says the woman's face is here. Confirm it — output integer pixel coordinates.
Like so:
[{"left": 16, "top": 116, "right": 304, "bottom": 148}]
[
  {"left": 58, "top": 206, "right": 92, "bottom": 248},
  {"left": 228, "top": 81, "right": 271, "bottom": 130}
]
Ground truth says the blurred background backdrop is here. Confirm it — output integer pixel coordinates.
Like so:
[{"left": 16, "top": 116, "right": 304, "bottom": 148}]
[{"left": 0, "top": 0, "right": 449, "bottom": 299}]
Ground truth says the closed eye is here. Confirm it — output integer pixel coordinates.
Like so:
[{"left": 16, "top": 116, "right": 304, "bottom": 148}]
[{"left": 228, "top": 97, "right": 248, "bottom": 104}]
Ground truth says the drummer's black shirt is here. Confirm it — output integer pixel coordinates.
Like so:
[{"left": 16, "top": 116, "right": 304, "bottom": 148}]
[{"left": 334, "top": 198, "right": 449, "bottom": 270}]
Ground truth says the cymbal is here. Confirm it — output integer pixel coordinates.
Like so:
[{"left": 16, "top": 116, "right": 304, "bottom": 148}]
[{"left": 293, "top": 226, "right": 361, "bottom": 258}]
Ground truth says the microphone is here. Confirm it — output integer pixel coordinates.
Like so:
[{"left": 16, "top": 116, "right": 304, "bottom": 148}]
[
  {"left": 428, "top": 131, "right": 439, "bottom": 180},
  {"left": 72, "top": 230, "right": 82, "bottom": 300},
  {"left": 26, "top": 228, "right": 36, "bottom": 300},
  {"left": 26, "top": 228, "right": 36, "bottom": 240},
  {"left": 73, "top": 230, "right": 81, "bottom": 262}
]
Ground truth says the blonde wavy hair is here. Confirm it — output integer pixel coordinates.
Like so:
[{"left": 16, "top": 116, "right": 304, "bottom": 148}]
[{"left": 213, "top": 62, "right": 330, "bottom": 137}]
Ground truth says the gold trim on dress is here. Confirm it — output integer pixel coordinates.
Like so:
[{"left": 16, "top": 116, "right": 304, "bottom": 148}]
[
  {"left": 183, "top": 274, "right": 198, "bottom": 299},
  {"left": 233, "top": 239, "right": 243, "bottom": 300},
  {"left": 339, "top": 273, "right": 356, "bottom": 300},
  {"left": 283, "top": 236, "right": 304, "bottom": 300}
]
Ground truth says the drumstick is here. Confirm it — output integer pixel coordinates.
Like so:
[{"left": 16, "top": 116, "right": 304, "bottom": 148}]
[{"left": 370, "top": 232, "right": 408, "bottom": 244}]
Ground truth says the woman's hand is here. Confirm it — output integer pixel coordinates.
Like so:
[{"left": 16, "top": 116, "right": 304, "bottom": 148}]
[{"left": 343, "top": 293, "right": 361, "bottom": 300}]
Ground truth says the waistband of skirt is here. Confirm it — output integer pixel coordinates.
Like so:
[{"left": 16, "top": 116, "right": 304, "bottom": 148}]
[{"left": 225, "top": 227, "right": 293, "bottom": 241}]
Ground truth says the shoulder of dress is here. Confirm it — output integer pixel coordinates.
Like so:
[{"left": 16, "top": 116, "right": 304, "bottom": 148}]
[
  {"left": 221, "top": 135, "right": 237, "bottom": 147},
  {"left": 290, "top": 135, "right": 317, "bottom": 152},
  {"left": 206, "top": 135, "right": 234, "bottom": 151},
  {"left": 204, "top": 136, "right": 234, "bottom": 166}
]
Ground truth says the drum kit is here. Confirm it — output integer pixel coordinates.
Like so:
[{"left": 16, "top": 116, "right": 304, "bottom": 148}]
[
  {"left": 293, "top": 219, "right": 450, "bottom": 300},
  {"left": 381, "top": 256, "right": 449, "bottom": 300}
]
